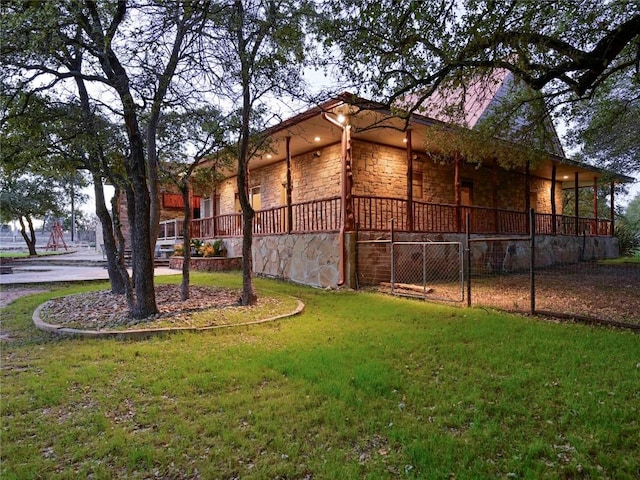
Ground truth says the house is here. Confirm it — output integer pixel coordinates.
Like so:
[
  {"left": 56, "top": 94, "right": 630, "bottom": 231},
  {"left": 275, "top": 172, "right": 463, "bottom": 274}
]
[{"left": 157, "top": 74, "right": 630, "bottom": 289}]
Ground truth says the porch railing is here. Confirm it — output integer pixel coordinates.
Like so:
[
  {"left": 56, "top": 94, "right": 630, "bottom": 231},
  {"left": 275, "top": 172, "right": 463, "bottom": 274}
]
[{"left": 158, "top": 195, "right": 613, "bottom": 241}]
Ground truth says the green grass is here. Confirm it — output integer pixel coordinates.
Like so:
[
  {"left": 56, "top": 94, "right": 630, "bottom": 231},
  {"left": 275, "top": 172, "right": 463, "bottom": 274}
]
[
  {"left": 0, "top": 250, "right": 73, "bottom": 258},
  {"left": 2, "top": 273, "right": 639, "bottom": 479},
  {"left": 599, "top": 255, "right": 640, "bottom": 265}
]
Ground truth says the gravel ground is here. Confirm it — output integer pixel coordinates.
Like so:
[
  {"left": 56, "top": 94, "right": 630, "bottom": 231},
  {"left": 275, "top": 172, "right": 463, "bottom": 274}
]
[{"left": 38, "top": 285, "right": 244, "bottom": 330}]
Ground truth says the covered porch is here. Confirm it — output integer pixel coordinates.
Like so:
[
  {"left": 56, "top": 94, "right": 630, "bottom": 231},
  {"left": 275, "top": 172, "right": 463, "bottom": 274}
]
[{"left": 158, "top": 193, "right": 614, "bottom": 243}]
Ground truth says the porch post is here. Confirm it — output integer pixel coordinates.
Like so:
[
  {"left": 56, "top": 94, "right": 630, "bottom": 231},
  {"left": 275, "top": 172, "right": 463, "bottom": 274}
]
[
  {"left": 574, "top": 172, "right": 579, "bottom": 235},
  {"left": 406, "top": 129, "right": 413, "bottom": 232},
  {"left": 525, "top": 162, "right": 531, "bottom": 234},
  {"left": 454, "top": 151, "right": 461, "bottom": 232},
  {"left": 610, "top": 182, "right": 615, "bottom": 236},
  {"left": 592, "top": 177, "right": 598, "bottom": 235},
  {"left": 551, "top": 165, "right": 557, "bottom": 235},
  {"left": 212, "top": 186, "right": 218, "bottom": 237},
  {"left": 492, "top": 159, "right": 498, "bottom": 233},
  {"left": 285, "top": 136, "right": 293, "bottom": 234},
  {"left": 343, "top": 124, "right": 354, "bottom": 231}
]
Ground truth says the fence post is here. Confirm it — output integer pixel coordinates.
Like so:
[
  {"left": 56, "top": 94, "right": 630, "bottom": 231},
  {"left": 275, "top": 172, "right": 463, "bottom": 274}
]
[
  {"left": 466, "top": 213, "right": 471, "bottom": 308},
  {"left": 530, "top": 208, "right": 536, "bottom": 316},
  {"left": 390, "top": 218, "right": 395, "bottom": 294}
]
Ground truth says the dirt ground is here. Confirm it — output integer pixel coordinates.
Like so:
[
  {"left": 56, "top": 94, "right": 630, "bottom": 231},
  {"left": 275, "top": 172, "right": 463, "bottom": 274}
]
[{"left": 383, "top": 262, "right": 640, "bottom": 328}]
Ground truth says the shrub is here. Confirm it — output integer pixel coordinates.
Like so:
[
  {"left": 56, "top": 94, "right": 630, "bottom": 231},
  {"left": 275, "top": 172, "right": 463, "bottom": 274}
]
[
  {"left": 615, "top": 218, "right": 640, "bottom": 257},
  {"left": 199, "top": 239, "right": 226, "bottom": 257}
]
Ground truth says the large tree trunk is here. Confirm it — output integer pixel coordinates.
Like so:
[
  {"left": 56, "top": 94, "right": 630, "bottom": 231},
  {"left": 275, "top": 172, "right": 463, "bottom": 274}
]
[
  {"left": 93, "top": 173, "right": 126, "bottom": 294},
  {"left": 18, "top": 216, "right": 37, "bottom": 256},
  {"left": 111, "top": 190, "right": 134, "bottom": 311},
  {"left": 97, "top": 45, "right": 158, "bottom": 319},
  {"left": 237, "top": 161, "right": 257, "bottom": 305},
  {"left": 123, "top": 157, "right": 158, "bottom": 319},
  {"left": 74, "top": 69, "right": 126, "bottom": 294}
]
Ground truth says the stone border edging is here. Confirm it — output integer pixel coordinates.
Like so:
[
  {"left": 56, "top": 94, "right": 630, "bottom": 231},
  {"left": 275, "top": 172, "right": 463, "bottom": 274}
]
[{"left": 33, "top": 299, "right": 305, "bottom": 339}]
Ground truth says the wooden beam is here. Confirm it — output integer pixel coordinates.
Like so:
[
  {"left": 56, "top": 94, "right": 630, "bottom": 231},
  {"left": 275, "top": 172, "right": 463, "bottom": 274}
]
[
  {"left": 593, "top": 177, "right": 598, "bottom": 235},
  {"left": 610, "top": 182, "right": 615, "bottom": 235},
  {"left": 525, "top": 162, "right": 531, "bottom": 234},
  {"left": 454, "top": 152, "right": 461, "bottom": 232},
  {"left": 285, "top": 136, "right": 292, "bottom": 234},
  {"left": 574, "top": 172, "right": 579, "bottom": 235},
  {"left": 492, "top": 159, "right": 498, "bottom": 233},
  {"left": 551, "top": 165, "right": 557, "bottom": 235},
  {"left": 406, "top": 129, "right": 413, "bottom": 232}
]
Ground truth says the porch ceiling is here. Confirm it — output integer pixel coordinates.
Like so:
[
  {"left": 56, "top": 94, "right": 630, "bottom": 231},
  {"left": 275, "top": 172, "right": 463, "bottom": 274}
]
[{"left": 245, "top": 99, "right": 630, "bottom": 189}]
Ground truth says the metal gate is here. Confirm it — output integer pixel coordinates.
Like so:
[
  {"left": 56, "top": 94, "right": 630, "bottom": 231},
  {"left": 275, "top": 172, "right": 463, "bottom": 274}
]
[{"left": 390, "top": 241, "right": 464, "bottom": 302}]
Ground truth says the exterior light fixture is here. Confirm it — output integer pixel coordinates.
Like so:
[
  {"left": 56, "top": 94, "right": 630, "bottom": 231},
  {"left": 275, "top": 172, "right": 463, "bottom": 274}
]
[
  {"left": 314, "top": 136, "right": 321, "bottom": 142},
  {"left": 336, "top": 114, "right": 346, "bottom": 124},
  {"left": 563, "top": 175, "right": 569, "bottom": 179}
]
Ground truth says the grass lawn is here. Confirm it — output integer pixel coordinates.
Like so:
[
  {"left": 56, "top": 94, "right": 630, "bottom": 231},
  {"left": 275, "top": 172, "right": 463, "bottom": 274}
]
[
  {"left": 1, "top": 273, "right": 638, "bottom": 479},
  {"left": 599, "top": 255, "right": 640, "bottom": 265},
  {"left": 0, "top": 250, "right": 73, "bottom": 258}
]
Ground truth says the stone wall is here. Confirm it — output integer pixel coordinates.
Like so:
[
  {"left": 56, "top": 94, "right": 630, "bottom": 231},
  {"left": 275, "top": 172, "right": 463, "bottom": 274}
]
[
  {"left": 224, "top": 233, "right": 342, "bottom": 288},
  {"left": 203, "top": 231, "right": 619, "bottom": 289},
  {"left": 169, "top": 256, "right": 242, "bottom": 272}
]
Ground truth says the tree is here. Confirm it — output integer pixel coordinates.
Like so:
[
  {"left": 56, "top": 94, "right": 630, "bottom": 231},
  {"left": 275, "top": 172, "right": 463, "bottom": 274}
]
[
  {"left": 567, "top": 68, "right": 640, "bottom": 176},
  {"left": 624, "top": 193, "right": 640, "bottom": 235},
  {"left": 156, "top": 107, "right": 230, "bottom": 301},
  {"left": 0, "top": 174, "right": 64, "bottom": 255},
  {"left": 321, "top": 1, "right": 639, "bottom": 108},
  {"left": 615, "top": 192, "right": 640, "bottom": 257},
  {"left": 2, "top": 1, "right": 212, "bottom": 318},
  {"left": 2, "top": 83, "right": 131, "bottom": 294},
  {"left": 202, "top": 0, "right": 314, "bottom": 305}
]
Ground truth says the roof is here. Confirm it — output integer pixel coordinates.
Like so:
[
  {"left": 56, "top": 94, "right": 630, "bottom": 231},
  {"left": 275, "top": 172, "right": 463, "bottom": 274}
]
[{"left": 218, "top": 88, "right": 631, "bottom": 189}]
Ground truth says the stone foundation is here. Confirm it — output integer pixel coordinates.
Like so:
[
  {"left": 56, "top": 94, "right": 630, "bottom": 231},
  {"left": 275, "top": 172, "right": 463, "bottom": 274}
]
[
  {"left": 169, "top": 256, "right": 242, "bottom": 272},
  {"left": 225, "top": 233, "right": 342, "bottom": 288},
  {"left": 195, "top": 232, "right": 619, "bottom": 289}
]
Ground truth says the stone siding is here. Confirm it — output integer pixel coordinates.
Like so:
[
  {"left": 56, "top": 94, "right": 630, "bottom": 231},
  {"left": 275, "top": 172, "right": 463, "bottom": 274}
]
[{"left": 225, "top": 233, "right": 341, "bottom": 288}]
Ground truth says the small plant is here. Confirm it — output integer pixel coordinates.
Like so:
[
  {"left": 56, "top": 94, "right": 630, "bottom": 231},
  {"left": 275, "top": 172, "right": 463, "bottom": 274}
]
[
  {"left": 199, "top": 239, "right": 226, "bottom": 257},
  {"left": 173, "top": 243, "right": 184, "bottom": 256},
  {"left": 190, "top": 239, "right": 204, "bottom": 257}
]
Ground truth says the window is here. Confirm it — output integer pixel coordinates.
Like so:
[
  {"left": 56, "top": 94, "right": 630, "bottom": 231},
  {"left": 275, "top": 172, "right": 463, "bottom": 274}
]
[
  {"left": 250, "top": 186, "right": 261, "bottom": 211},
  {"left": 201, "top": 198, "right": 212, "bottom": 218},
  {"left": 234, "top": 188, "right": 261, "bottom": 212}
]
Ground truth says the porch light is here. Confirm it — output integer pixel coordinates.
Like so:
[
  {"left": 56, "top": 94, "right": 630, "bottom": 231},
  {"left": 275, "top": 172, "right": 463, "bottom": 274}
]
[
  {"left": 314, "top": 136, "right": 321, "bottom": 142},
  {"left": 266, "top": 154, "right": 272, "bottom": 159},
  {"left": 403, "top": 137, "right": 408, "bottom": 143},
  {"left": 563, "top": 175, "right": 569, "bottom": 179},
  {"left": 336, "top": 114, "right": 346, "bottom": 124}
]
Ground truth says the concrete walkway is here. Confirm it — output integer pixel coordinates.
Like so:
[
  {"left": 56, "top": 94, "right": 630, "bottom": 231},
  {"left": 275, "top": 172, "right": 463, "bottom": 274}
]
[{"left": 0, "top": 249, "right": 178, "bottom": 286}]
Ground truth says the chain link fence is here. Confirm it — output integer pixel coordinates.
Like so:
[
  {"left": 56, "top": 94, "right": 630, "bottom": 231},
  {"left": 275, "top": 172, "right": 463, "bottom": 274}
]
[
  {"left": 356, "top": 213, "right": 639, "bottom": 329},
  {"left": 391, "top": 241, "right": 463, "bottom": 302}
]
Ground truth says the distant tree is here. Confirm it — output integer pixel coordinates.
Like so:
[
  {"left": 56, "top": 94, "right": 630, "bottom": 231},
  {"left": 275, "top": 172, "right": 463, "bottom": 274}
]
[
  {"left": 624, "top": 193, "right": 640, "bottom": 234},
  {"left": 2, "top": 1, "right": 213, "bottom": 318},
  {"left": 0, "top": 174, "right": 64, "bottom": 255}
]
